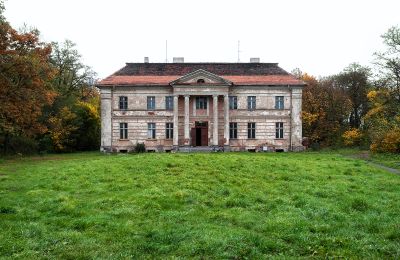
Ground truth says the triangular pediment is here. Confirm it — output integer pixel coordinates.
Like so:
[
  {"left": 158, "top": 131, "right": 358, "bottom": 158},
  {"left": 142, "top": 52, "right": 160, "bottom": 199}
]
[{"left": 170, "top": 69, "right": 232, "bottom": 86}]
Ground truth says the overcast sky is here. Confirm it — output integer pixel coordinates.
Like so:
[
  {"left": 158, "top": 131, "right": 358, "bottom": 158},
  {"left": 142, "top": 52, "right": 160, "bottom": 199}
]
[{"left": 4, "top": 0, "right": 400, "bottom": 79}]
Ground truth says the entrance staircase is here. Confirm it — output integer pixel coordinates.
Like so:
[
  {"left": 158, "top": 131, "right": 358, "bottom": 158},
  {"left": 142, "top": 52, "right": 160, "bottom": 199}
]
[{"left": 178, "top": 146, "right": 223, "bottom": 152}]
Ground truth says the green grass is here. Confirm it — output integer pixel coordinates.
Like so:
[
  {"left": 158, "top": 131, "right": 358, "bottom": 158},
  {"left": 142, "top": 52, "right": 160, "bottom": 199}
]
[
  {"left": 370, "top": 153, "right": 400, "bottom": 170},
  {"left": 0, "top": 152, "right": 399, "bottom": 258}
]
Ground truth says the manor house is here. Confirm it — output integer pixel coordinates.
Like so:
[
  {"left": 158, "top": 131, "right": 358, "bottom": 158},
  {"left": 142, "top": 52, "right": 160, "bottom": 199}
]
[{"left": 96, "top": 58, "right": 305, "bottom": 152}]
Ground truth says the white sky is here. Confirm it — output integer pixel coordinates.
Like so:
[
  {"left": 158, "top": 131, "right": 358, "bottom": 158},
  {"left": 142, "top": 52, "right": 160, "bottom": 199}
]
[{"left": 4, "top": 0, "right": 400, "bottom": 79}]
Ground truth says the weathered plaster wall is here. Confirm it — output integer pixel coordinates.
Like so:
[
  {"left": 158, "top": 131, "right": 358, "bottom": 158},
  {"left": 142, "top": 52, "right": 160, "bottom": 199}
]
[{"left": 99, "top": 84, "right": 303, "bottom": 152}]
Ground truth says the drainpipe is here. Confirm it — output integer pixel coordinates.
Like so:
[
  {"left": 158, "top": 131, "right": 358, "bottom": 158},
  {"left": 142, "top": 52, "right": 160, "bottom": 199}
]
[
  {"left": 289, "top": 85, "right": 293, "bottom": 152},
  {"left": 111, "top": 85, "right": 115, "bottom": 152}
]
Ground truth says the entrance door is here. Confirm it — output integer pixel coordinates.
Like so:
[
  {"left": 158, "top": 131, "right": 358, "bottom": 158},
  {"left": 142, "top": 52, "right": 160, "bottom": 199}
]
[{"left": 192, "top": 121, "right": 208, "bottom": 146}]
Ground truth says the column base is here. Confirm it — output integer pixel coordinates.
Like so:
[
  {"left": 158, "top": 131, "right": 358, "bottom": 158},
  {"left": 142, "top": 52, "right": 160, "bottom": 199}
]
[{"left": 223, "top": 145, "right": 231, "bottom": 152}]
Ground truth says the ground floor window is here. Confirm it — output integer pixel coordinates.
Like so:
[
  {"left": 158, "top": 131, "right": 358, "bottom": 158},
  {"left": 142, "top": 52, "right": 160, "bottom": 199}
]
[
  {"left": 276, "top": 122, "right": 284, "bottom": 139},
  {"left": 120, "top": 123, "right": 128, "bottom": 139},
  {"left": 229, "top": 122, "right": 238, "bottom": 139},
  {"left": 248, "top": 122, "right": 256, "bottom": 139},
  {"left": 148, "top": 123, "right": 156, "bottom": 139},
  {"left": 166, "top": 122, "right": 173, "bottom": 139}
]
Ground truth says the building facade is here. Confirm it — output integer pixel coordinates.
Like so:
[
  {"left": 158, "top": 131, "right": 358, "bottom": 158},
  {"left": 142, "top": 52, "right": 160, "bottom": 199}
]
[{"left": 96, "top": 59, "right": 305, "bottom": 152}]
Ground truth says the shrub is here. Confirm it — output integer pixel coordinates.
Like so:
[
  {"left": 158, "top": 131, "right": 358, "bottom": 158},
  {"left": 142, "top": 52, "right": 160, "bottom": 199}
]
[
  {"left": 135, "top": 143, "right": 146, "bottom": 153},
  {"left": 342, "top": 128, "right": 363, "bottom": 146},
  {"left": 371, "top": 128, "right": 400, "bottom": 153}
]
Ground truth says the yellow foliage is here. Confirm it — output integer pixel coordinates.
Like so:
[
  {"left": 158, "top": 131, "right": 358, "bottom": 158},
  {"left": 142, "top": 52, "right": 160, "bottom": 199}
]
[
  {"left": 367, "top": 90, "right": 377, "bottom": 101},
  {"left": 48, "top": 107, "right": 78, "bottom": 152},
  {"left": 342, "top": 128, "right": 363, "bottom": 146},
  {"left": 371, "top": 128, "right": 400, "bottom": 153}
]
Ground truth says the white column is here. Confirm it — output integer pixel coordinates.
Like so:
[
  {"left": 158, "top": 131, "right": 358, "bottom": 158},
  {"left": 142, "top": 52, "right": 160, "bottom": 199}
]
[
  {"left": 100, "top": 87, "right": 112, "bottom": 152},
  {"left": 184, "top": 95, "right": 190, "bottom": 145},
  {"left": 173, "top": 95, "right": 179, "bottom": 146},
  {"left": 213, "top": 95, "right": 218, "bottom": 146},
  {"left": 224, "top": 94, "right": 229, "bottom": 146}
]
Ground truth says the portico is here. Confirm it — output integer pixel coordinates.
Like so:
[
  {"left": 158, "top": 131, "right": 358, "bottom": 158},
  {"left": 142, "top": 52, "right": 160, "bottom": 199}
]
[
  {"left": 172, "top": 93, "right": 230, "bottom": 149},
  {"left": 170, "top": 69, "right": 232, "bottom": 150}
]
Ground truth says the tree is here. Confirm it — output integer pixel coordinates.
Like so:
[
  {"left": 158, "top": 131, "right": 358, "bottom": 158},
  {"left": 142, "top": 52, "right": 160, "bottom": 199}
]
[
  {"left": 374, "top": 26, "right": 400, "bottom": 100},
  {"left": 334, "top": 63, "right": 370, "bottom": 128},
  {"left": 301, "top": 72, "right": 351, "bottom": 147},
  {"left": 0, "top": 10, "right": 56, "bottom": 153}
]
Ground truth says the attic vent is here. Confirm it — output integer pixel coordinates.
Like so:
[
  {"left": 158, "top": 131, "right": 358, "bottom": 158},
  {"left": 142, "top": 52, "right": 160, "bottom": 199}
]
[
  {"left": 144, "top": 57, "right": 149, "bottom": 63},
  {"left": 250, "top": 57, "right": 260, "bottom": 63},
  {"left": 173, "top": 57, "right": 184, "bottom": 63},
  {"left": 197, "top": 79, "right": 205, "bottom": 83}
]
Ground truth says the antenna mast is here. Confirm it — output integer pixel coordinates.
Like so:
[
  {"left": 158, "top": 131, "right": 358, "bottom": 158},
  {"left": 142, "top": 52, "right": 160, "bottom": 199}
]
[
  {"left": 237, "top": 40, "right": 241, "bottom": 63},
  {"left": 165, "top": 40, "right": 168, "bottom": 63}
]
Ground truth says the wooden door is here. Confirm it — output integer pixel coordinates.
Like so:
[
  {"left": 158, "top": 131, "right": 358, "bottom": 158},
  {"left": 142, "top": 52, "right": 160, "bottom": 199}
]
[
  {"left": 191, "top": 128, "right": 196, "bottom": 146},
  {"left": 201, "top": 127, "right": 208, "bottom": 146}
]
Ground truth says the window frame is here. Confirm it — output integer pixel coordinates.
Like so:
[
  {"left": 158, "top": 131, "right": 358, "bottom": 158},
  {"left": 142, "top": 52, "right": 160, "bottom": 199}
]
[
  {"left": 229, "top": 96, "right": 238, "bottom": 110},
  {"left": 165, "top": 96, "right": 173, "bottom": 110},
  {"left": 147, "top": 123, "right": 156, "bottom": 139},
  {"left": 119, "top": 122, "right": 128, "bottom": 139},
  {"left": 275, "top": 122, "right": 284, "bottom": 139},
  {"left": 147, "top": 96, "right": 156, "bottom": 110},
  {"left": 196, "top": 96, "right": 208, "bottom": 109},
  {"left": 247, "top": 96, "right": 256, "bottom": 110},
  {"left": 165, "top": 122, "right": 173, "bottom": 139},
  {"left": 275, "top": 96, "right": 284, "bottom": 110},
  {"left": 229, "top": 122, "right": 238, "bottom": 139},
  {"left": 119, "top": 96, "right": 128, "bottom": 110},
  {"left": 247, "top": 122, "right": 256, "bottom": 139}
]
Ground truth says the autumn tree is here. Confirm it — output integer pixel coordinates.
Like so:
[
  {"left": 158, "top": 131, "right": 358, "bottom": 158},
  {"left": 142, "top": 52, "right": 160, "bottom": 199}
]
[
  {"left": 334, "top": 63, "right": 370, "bottom": 128},
  {"left": 374, "top": 26, "right": 400, "bottom": 100},
  {"left": 301, "top": 72, "right": 352, "bottom": 147},
  {"left": 0, "top": 6, "right": 56, "bottom": 153},
  {"left": 43, "top": 40, "right": 100, "bottom": 152}
]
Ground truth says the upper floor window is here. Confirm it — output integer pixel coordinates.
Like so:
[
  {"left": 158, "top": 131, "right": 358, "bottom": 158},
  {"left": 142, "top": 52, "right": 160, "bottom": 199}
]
[
  {"left": 148, "top": 123, "right": 156, "bottom": 139},
  {"left": 120, "top": 122, "right": 128, "bottom": 139},
  {"left": 165, "top": 96, "right": 173, "bottom": 110},
  {"left": 119, "top": 96, "right": 128, "bottom": 110},
  {"left": 247, "top": 96, "right": 256, "bottom": 110},
  {"left": 196, "top": 96, "right": 208, "bottom": 109},
  {"left": 166, "top": 123, "right": 173, "bottom": 139},
  {"left": 275, "top": 96, "right": 284, "bottom": 110},
  {"left": 147, "top": 96, "right": 155, "bottom": 110},
  {"left": 230, "top": 122, "right": 238, "bottom": 139},
  {"left": 276, "top": 122, "right": 284, "bottom": 139},
  {"left": 248, "top": 122, "right": 256, "bottom": 139},
  {"left": 229, "top": 96, "right": 238, "bottom": 110}
]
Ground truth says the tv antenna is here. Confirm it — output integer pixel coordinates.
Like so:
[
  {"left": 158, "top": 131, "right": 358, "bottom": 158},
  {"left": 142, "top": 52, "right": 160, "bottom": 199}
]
[
  {"left": 237, "top": 40, "right": 241, "bottom": 63},
  {"left": 165, "top": 40, "right": 168, "bottom": 63}
]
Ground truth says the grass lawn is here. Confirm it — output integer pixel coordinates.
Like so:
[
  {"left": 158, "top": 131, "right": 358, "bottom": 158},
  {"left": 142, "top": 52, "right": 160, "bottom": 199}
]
[{"left": 0, "top": 152, "right": 399, "bottom": 258}]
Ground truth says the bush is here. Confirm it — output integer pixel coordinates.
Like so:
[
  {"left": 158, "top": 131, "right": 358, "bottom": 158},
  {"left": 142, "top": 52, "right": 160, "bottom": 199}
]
[
  {"left": 135, "top": 143, "right": 146, "bottom": 153},
  {"left": 371, "top": 128, "right": 400, "bottom": 153},
  {"left": 342, "top": 128, "right": 363, "bottom": 146},
  {"left": 1, "top": 136, "right": 39, "bottom": 155}
]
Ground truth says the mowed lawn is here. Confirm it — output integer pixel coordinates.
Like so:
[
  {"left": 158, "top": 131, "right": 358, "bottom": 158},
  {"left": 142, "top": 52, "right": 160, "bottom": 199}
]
[{"left": 0, "top": 152, "right": 399, "bottom": 259}]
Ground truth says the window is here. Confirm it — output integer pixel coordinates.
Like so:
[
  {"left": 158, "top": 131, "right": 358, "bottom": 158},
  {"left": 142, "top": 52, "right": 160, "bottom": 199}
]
[
  {"left": 148, "top": 123, "right": 156, "bottom": 139},
  {"left": 196, "top": 96, "right": 207, "bottom": 109},
  {"left": 197, "top": 78, "right": 205, "bottom": 83},
  {"left": 229, "top": 122, "right": 238, "bottom": 139},
  {"left": 119, "top": 96, "right": 128, "bottom": 110},
  {"left": 275, "top": 96, "right": 284, "bottom": 110},
  {"left": 165, "top": 96, "right": 173, "bottom": 110},
  {"left": 247, "top": 96, "right": 256, "bottom": 110},
  {"left": 248, "top": 122, "right": 256, "bottom": 139},
  {"left": 229, "top": 96, "right": 238, "bottom": 110},
  {"left": 120, "top": 123, "right": 128, "bottom": 139},
  {"left": 276, "top": 122, "right": 284, "bottom": 139},
  {"left": 147, "top": 96, "right": 155, "bottom": 110},
  {"left": 166, "top": 123, "right": 173, "bottom": 139}
]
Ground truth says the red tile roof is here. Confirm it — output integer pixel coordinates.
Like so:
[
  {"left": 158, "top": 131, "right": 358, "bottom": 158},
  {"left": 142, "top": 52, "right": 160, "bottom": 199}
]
[
  {"left": 97, "top": 63, "right": 305, "bottom": 86},
  {"left": 98, "top": 75, "right": 304, "bottom": 86}
]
